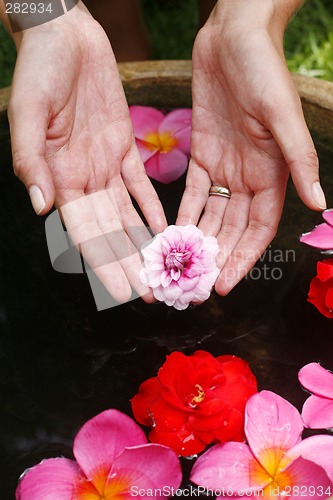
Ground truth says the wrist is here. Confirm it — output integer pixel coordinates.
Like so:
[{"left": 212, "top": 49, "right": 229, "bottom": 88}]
[{"left": 1, "top": 0, "right": 88, "bottom": 50}]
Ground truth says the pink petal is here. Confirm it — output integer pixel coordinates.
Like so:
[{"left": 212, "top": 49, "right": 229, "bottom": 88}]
[
  {"left": 190, "top": 442, "right": 268, "bottom": 493},
  {"left": 130, "top": 106, "right": 165, "bottom": 140},
  {"left": 287, "top": 434, "right": 333, "bottom": 484},
  {"left": 159, "top": 109, "right": 192, "bottom": 155},
  {"left": 323, "top": 209, "right": 333, "bottom": 227},
  {"left": 300, "top": 223, "right": 333, "bottom": 250},
  {"left": 302, "top": 395, "right": 333, "bottom": 429},
  {"left": 245, "top": 391, "right": 303, "bottom": 461},
  {"left": 279, "top": 456, "right": 333, "bottom": 499},
  {"left": 73, "top": 410, "right": 147, "bottom": 481},
  {"left": 298, "top": 363, "right": 333, "bottom": 399},
  {"left": 136, "top": 139, "right": 158, "bottom": 163},
  {"left": 144, "top": 149, "right": 188, "bottom": 184},
  {"left": 112, "top": 444, "right": 182, "bottom": 495},
  {"left": 16, "top": 458, "right": 82, "bottom": 500},
  {"left": 178, "top": 275, "right": 200, "bottom": 291}
]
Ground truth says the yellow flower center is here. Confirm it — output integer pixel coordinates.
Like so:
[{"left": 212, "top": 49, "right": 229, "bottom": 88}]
[
  {"left": 144, "top": 131, "right": 178, "bottom": 153},
  {"left": 249, "top": 447, "right": 294, "bottom": 497},
  {"left": 74, "top": 467, "right": 131, "bottom": 500},
  {"left": 189, "top": 384, "right": 205, "bottom": 408}
]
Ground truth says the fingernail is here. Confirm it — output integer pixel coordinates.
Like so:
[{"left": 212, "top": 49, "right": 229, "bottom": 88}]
[
  {"left": 312, "top": 181, "right": 327, "bottom": 210},
  {"left": 29, "top": 185, "right": 46, "bottom": 215}
]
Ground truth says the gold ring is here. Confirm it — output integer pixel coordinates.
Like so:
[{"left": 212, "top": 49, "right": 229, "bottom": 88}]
[{"left": 209, "top": 186, "right": 231, "bottom": 199}]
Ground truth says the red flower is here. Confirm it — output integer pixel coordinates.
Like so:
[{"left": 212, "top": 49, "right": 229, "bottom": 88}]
[
  {"left": 308, "top": 259, "right": 333, "bottom": 318},
  {"left": 131, "top": 350, "right": 258, "bottom": 457}
]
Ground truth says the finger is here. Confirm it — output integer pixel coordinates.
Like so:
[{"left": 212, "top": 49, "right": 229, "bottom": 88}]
[
  {"left": 198, "top": 193, "right": 230, "bottom": 236},
  {"left": 8, "top": 97, "right": 55, "bottom": 215},
  {"left": 215, "top": 191, "right": 252, "bottom": 268},
  {"left": 121, "top": 147, "right": 168, "bottom": 234},
  {"left": 91, "top": 188, "right": 155, "bottom": 303},
  {"left": 267, "top": 77, "right": 326, "bottom": 211},
  {"left": 176, "top": 160, "right": 212, "bottom": 226},
  {"left": 59, "top": 191, "right": 133, "bottom": 304},
  {"left": 215, "top": 187, "right": 284, "bottom": 295}
]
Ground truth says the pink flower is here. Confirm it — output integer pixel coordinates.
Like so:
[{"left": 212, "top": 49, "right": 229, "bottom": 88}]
[
  {"left": 300, "top": 209, "right": 333, "bottom": 251},
  {"left": 16, "top": 409, "right": 182, "bottom": 499},
  {"left": 130, "top": 105, "right": 191, "bottom": 183},
  {"left": 299, "top": 362, "right": 333, "bottom": 430},
  {"left": 191, "top": 391, "right": 333, "bottom": 499},
  {"left": 140, "top": 225, "right": 220, "bottom": 310}
]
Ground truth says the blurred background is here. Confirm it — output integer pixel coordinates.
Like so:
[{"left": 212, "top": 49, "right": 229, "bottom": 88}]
[{"left": 1, "top": 0, "right": 333, "bottom": 88}]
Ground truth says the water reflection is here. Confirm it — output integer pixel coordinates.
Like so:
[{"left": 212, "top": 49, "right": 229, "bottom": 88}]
[{"left": 0, "top": 143, "right": 332, "bottom": 498}]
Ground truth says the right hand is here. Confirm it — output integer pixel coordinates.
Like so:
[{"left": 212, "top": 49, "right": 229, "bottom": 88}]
[{"left": 177, "top": 0, "right": 326, "bottom": 295}]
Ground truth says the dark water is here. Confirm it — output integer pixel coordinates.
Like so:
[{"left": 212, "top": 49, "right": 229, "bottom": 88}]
[{"left": 0, "top": 136, "right": 332, "bottom": 498}]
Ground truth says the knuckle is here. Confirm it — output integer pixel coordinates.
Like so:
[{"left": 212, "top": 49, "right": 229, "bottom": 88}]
[{"left": 12, "top": 151, "right": 27, "bottom": 180}]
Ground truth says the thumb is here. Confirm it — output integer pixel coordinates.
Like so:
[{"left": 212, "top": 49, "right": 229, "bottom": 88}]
[{"left": 8, "top": 97, "right": 55, "bottom": 215}]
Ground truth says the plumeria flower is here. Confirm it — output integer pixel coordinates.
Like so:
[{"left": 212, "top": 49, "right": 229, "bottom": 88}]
[
  {"left": 191, "top": 391, "right": 333, "bottom": 499},
  {"left": 299, "top": 362, "right": 333, "bottom": 429},
  {"left": 140, "top": 225, "right": 220, "bottom": 310},
  {"left": 16, "top": 409, "right": 182, "bottom": 499},
  {"left": 300, "top": 209, "right": 333, "bottom": 252},
  {"left": 130, "top": 105, "right": 191, "bottom": 183}
]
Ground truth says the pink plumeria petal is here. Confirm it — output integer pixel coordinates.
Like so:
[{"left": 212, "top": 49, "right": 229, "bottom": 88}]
[
  {"left": 136, "top": 139, "right": 158, "bottom": 163},
  {"left": 15, "top": 458, "right": 82, "bottom": 500},
  {"left": 287, "top": 434, "right": 333, "bottom": 484},
  {"left": 159, "top": 109, "right": 192, "bottom": 155},
  {"left": 190, "top": 442, "right": 268, "bottom": 493},
  {"left": 245, "top": 391, "right": 303, "bottom": 462},
  {"left": 323, "top": 209, "right": 333, "bottom": 227},
  {"left": 300, "top": 223, "right": 333, "bottom": 250},
  {"left": 73, "top": 409, "right": 147, "bottom": 482},
  {"left": 298, "top": 363, "right": 333, "bottom": 399},
  {"left": 130, "top": 106, "right": 165, "bottom": 140},
  {"left": 302, "top": 395, "right": 333, "bottom": 429},
  {"left": 279, "top": 456, "right": 333, "bottom": 500},
  {"left": 144, "top": 149, "right": 188, "bottom": 184},
  {"left": 112, "top": 444, "right": 182, "bottom": 496}
]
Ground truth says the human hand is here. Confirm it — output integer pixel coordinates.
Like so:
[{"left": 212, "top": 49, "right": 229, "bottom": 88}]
[
  {"left": 177, "top": 0, "right": 326, "bottom": 295},
  {"left": 7, "top": 2, "right": 167, "bottom": 304}
]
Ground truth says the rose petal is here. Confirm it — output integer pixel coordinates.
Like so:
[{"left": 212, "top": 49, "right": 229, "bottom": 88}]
[
  {"left": 302, "top": 395, "right": 333, "bottom": 429},
  {"left": 131, "top": 378, "right": 161, "bottom": 427},
  {"left": 16, "top": 458, "right": 82, "bottom": 500},
  {"left": 245, "top": 391, "right": 303, "bottom": 461},
  {"left": 150, "top": 397, "right": 187, "bottom": 431},
  {"left": 308, "top": 276, "right": 333, "bottom": 318},
  {"left": 149, "top": 425, "right": 206, "bottom": 457},
  {"left": 130, "top": 106, "right": 165, "bottom": 140},
  {"left": 191, "top": 442, "right": 267, "bottom": 493},
  {"left": 298, "top": 363, "right": 333, "bottom": 399},
  {"left": 73, "top": 410, "right": 147, "bottom": 481},
  {"left": 317, "top": 260, "right": 333, "bottom": 281},
  {"left": 112, "top": 444, "right": 182, "bottom": 494},
  {"left": 144, "top": 149, "right": 188, "bottom": 184}
]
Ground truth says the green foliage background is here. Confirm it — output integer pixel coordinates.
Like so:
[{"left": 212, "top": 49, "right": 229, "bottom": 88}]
[{"left": 1, "top": 0, "right": 333, "bottom": 88}]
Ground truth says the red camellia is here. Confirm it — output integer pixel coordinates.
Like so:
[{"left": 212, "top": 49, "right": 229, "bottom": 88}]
[
  {"left": 308, "top": 259, "right": 333, "bottom": 318},
  {"left": 131, "top": 350, "right": 258, "bottom": 457}
]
